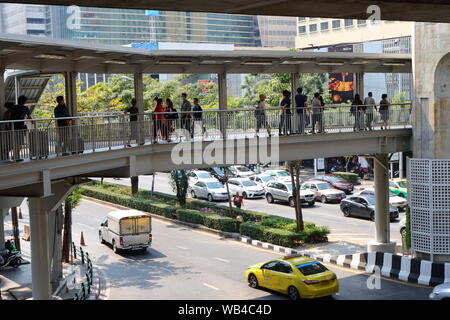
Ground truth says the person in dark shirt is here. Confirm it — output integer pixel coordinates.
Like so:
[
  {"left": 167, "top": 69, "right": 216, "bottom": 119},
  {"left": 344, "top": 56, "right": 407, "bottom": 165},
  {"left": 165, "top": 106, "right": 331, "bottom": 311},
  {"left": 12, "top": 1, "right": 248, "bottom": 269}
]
[
  {"left": 192, "top": 98, "right": 205, "bottom": 137},
  {"left": 124, "top": 98, "right": 140, "bottom": 146},
  {"left": 294, "top": 87, "right": 308, "bottom": 134},
  {"left": 54, "top": 96, "right": 72, "bottom": 155},
  {"left": 279, "top": 90, "right": 292, "bottom": 136},
  {"left": 10, "top": 95, "right": 32, "bottom": 161}
]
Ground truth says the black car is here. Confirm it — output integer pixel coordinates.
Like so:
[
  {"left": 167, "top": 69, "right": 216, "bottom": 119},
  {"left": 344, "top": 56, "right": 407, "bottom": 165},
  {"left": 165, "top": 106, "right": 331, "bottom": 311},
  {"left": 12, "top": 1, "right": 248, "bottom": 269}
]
[{"left": 340, "top": 195, "right": 399, "bottom": 221}]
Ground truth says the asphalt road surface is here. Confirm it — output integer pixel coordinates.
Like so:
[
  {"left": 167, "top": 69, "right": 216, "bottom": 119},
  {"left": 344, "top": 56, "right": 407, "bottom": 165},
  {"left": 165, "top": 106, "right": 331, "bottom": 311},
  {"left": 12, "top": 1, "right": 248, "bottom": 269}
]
[
  {"left": 98, "top": 173, "right": 404, "bottom": 246},
  {"left": 72, "top": 199, "right": 431, "bottom": 300}
]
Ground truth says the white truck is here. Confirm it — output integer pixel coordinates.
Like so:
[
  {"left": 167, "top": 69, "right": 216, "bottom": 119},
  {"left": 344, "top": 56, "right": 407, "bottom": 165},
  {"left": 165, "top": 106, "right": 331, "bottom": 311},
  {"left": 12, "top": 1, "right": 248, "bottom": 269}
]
[{"left": 99, "top": 210, "right": 152, "bottom": 253}]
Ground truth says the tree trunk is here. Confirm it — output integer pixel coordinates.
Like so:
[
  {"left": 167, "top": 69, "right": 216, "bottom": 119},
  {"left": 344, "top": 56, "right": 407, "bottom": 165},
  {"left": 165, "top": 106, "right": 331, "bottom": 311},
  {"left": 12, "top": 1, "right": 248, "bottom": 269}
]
[
  {"left": 295, "top": 163, "right": 304, "bottom": 232},
  {"left": 151, "top": 172, "right": 156, "bottom": 197},
  {"left": 61, "top": 200, "right": 72, "bottom": 263},
  {"left": 131, "top": 176, "right": 139, "bottom": 196},
  {"left": 11, "top": 207, "right": 20, "bottom": 251},
  {"left": 223, "top": 168, "right": 235, "bottom": 218}
]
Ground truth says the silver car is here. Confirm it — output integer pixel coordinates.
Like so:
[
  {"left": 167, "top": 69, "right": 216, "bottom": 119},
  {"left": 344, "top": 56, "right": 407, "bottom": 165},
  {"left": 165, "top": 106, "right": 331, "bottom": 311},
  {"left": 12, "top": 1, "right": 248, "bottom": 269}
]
[
  {"left": 189, "top": 179, "right": 229, "bottom": 202},
  {"left": 302, "top": 180, "right": 346, "bottom": 203},
  {"left": 249, "top": 174, "right": 275, "bottom": 187},
  {"left": 265, "top": 181, "right": 316, "bottom": 207},
  {"left": 228, "top": 178, "right": 265, "bottom": 199},
  {"left": 187, "top": 170, "right": 215, "bottom": 185},
  {"left": 429, "top": 282, "right": 450, "bottom": 300}
]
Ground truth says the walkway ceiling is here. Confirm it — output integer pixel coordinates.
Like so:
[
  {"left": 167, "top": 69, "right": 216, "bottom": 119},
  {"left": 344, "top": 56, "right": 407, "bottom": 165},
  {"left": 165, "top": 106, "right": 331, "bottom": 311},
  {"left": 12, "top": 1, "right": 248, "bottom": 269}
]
[
  {"left": 4, "top": 71, "right": 51, "bottom": 104},
  {"left": 3, "top": 0, "right": 450, "bottom": 23},
  {"left": 0, "top": 34, "right": 411, "bottom": 74}
]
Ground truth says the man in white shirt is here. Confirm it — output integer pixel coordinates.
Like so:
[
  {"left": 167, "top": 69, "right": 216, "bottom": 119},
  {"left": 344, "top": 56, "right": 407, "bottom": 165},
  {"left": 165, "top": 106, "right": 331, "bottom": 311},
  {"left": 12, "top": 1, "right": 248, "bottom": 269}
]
[
  {"left": 363, "top": 92, "right": 376, "bottom": 130},
  {"left": 310, "top": 93, "right": 324, "bottom": 134}
]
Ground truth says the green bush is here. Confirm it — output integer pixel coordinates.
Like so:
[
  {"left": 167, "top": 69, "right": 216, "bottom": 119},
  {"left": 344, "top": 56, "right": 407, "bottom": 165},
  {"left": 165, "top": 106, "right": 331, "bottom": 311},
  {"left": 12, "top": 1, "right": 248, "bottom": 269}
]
[
  {"left": 177, "top": 209, "right": 208, "bottom": 225},
  {"left": 300, "top": 226, "right": 330, "bottom": 243},
  {"left": 203, "top": 215, "right": 240, "bottom": 233},
  {"left": 405, "top": 205, "right": 411, "bottom": 249},
  {"left": 262, "top": 228, "right": 303, "bottom": 247},
  {"left": 333, "top": 172, "right": 359, "bottom": 184},
  {"left": 240, "top": 222, "right": 265, "bottom": 241}
]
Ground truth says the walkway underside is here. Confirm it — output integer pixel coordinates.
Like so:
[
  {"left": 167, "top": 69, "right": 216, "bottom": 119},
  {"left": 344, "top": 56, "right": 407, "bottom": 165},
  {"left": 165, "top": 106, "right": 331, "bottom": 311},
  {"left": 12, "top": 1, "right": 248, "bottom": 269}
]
[{"left": 0, "top": 129, "right": 411, "bottom": 196}]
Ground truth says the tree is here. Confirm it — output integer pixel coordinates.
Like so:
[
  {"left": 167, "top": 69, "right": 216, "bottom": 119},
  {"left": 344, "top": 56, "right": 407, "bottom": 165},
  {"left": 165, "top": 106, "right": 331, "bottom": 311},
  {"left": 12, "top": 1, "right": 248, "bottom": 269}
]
[
  {"left": 287, "top": 160, "right": 304, "bottom": 232},
  {"left": 62, "top": 187, "right": 83, "bottom": 263},
  {"left": 222, "top": 167, "right": 236, "bottom": 218},
  {"left": 169, "top": 170, "right": 189, "bottom": 207},
  {"left": 131, "top": 176, "right": 139, "bottom": 196}
]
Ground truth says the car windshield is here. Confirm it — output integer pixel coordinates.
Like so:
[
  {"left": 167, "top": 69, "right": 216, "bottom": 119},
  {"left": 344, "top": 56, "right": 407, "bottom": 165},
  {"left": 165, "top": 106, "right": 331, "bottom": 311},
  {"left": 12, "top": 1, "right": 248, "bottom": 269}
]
[
  {"left": 286, "top": 183, "right": 292, "bottom": 191},
  {"left": 297, "top": 261, "right": 328, "bottom": 276},
  {"left": 198, "top": 172, "right": 212, "bottom": 178},
  {"left": 365, "top": 197, "right": 376, "bottom": 205},
  {"left": 236, "top": 166, "right": 251, "bottom": 172},
  {"left": 242, "top": 180, "right": 257, "bottom": 187},
  {"left": 397, "top": 181, "right": 407, "bottom": 188},
  {"left": 277, "top": 171, "right": 290, "bottom": 177},
  {"left": 326, "top": 176, "right": 345, "bottom": 183},
  {"left": 317, "top": 183, "right": 332, "bottom": 190},
  {"left": 261, "top": 176, "right": 273, "bottom": 182},
  {"left": 207, "top": 182, "right": 223, "bottom": 189}
]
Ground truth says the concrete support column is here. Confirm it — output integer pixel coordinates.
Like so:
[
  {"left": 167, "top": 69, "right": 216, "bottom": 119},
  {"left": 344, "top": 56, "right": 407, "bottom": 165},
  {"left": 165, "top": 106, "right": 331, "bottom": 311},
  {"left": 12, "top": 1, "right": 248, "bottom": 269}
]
[
  {"left": 291, "top": 73, "right": 300, "bottom": 95},
  {"left": 64, "top": 71, "right": 78, "bottom": 118},
  {"left": 399, "top": 152, "right": 404, "bottom": 179},
  {"left": 355, "top": 72, "right": 365, "bottom": 97},
  {"left": 0, "top": 209, "right": 6, "bottom": 252},
  {"left": 28, "top": 197, "right": 52, "bottom": 300},
  {"left": 218, "top": 73, "right": 227, "bottom": 138},
  {"left": 134, "top": 73, "right": 145, "bottom": 145},
  {"left": 368, "top": 153, "right": 396, "bottom": 253},
  {"left": 0, "top": 67, "right": 5, "bottom": 122}
]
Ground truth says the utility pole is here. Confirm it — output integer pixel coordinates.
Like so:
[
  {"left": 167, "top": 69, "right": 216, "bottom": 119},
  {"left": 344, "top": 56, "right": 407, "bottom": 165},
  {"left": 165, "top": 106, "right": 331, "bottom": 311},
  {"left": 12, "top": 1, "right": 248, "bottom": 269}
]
[
  {"left": 11, "top": 207, "right": 20, "bottom": 251},
  {"left": 151, "top": 172, "right": 156, "bottom": 196}
]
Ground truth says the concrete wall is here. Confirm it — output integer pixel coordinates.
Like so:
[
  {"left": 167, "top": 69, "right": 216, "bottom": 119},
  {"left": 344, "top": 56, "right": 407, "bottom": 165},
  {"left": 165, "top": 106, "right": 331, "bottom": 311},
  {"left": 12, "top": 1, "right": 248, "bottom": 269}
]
[{"left": 413, "top": 22, "right": 450, "bottom": 159}]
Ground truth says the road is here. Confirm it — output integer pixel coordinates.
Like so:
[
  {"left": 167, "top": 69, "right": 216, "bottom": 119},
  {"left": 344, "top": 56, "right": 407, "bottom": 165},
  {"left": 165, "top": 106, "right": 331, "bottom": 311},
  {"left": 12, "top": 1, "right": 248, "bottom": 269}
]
[
  {"left": 98, "top": 173, "right": 404, "bottom": 246},
  {"left": 72, "top": 199, "right": 430, "bottom": 300}
]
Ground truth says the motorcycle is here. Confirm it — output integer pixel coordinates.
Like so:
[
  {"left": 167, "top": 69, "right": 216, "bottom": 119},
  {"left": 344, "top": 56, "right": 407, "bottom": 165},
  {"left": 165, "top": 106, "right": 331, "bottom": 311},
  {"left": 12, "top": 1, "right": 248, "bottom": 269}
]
[{"left": 0, "top": 240, "right": 24, "bottom": 270}]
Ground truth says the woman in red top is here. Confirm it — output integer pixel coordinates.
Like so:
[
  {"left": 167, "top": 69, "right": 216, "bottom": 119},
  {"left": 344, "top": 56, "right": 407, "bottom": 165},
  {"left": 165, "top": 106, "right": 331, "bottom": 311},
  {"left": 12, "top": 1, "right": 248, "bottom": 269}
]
[{"left": 153, "top": 98, "right": 168, "bottom": 142}]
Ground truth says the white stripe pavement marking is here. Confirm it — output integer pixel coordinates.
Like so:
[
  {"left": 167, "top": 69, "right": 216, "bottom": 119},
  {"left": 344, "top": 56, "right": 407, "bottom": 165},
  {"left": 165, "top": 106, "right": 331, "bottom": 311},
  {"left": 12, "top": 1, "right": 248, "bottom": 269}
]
[
  {"left": 176, "top": 245, "right": 188, "bottom": 250},
  {"left": 350, "top": 253, "right": 361, "bottom": 270},
  {"left": 215, "top": 257, "right": 230, "bottom": 263},
  {"left": 445, "top": 263, "right": 450, "bottom": 284},
  {"left": 203, "top": 283, "right": 219, "bottom": 290},
  {"left": 262, "top": 243, "right": 269, "bottom": 249},
  {"left": 251, "top": 240, "right": 258, "bottom": 246},
  {"left": 322, "top": 255, "right": 331, "bottom": 263},
  {"left": 365, "top": 252, "right": 377, "bottom": 274},
  {"left": 381, "top": 253, "right": 393, "bottom": 277},
  {"left": 418, "top": 260, "right": 432, "bottom": 286},
  {"left": 336, "top": 255, "right": 346, "bottom": 266},
  {"left": 398, "top": 257, "right": 411, "bottom": 282}
]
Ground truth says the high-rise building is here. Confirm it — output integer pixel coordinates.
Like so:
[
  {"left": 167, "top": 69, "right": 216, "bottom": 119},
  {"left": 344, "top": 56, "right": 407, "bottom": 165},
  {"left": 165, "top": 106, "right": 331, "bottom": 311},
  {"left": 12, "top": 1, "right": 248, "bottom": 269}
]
[
  {"left": 257, "top": 16, "right": 296, "bottom": 48},
  {"left": 0, "top": 3, "right": 47, "bottom": 36}
]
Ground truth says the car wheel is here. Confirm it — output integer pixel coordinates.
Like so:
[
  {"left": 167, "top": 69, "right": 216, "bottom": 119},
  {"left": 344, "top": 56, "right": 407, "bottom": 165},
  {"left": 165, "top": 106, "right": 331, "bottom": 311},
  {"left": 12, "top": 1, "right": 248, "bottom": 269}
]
[
  {"left": 248, "top": 274, "right": 259, "bottom": 288},
  {"left": 289, "top": 197, "right": 295, "bottom": 207},
  {"left": 321, "top": 195, "right": 327, "bottom": 203},
  {"left": 207, "top": 194, "right": 214, "bottom": 202},
  {"left": 191, "top": 190, "right": 196, "bottom": 198},
  {"left": 308, "top": 201, "right": 315, "bottom": 207},
  {"left": 370, "top": 211, "right": 375, "bottom": 221},
  {"left": 99, "top": 231, "right": 105, "bottom": 244},
  {"left": 343, "top": 207, "right": 351, "bottom": 217},
  {"left": 113, "top": 240, "right": 120, "bottom": 254},
  {"left": 243, "top": 192, "right": 248, "bottom": 199},
  {"left": 400, "top": 227, "right": 406, "bottom": 238},
  {"left": 288, "top": 286, "right": 300, "bottom": 300},
  {"left": 266, "top": 193, "right": 274, "bottom": 203}
]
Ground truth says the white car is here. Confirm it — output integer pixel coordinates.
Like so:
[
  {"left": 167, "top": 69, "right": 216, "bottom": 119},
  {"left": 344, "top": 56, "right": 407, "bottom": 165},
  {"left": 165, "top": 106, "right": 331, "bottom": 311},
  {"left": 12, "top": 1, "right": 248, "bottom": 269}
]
[
  {"left": 229, "top": 166, "right": 255, "bottom": 178},
  {"left": 187, "top": 170, "right": 216, "bottom": 185},
  {"left": 265, "top": 181, "right": 316, "bottom": 207},
  {"left": 399, "top": 218, "right": 406, "bottom": 238},
  {"left": 249, "top": 174, "right": 275, "bottom": 187},
  {"left": 301, "top": 180, "right": 346, "bottom": 203},
  {"left": 357, "top": 188, "right": 408, "bottom": 211},
  {"left": 264, "top": 169, "right": 292, "bottom": 183},
  {"left": 189, "top": 179, "right": 229, "bottom": 202},
  {"left": 227, "top": 178, "right": 265, "bottom": 199}
]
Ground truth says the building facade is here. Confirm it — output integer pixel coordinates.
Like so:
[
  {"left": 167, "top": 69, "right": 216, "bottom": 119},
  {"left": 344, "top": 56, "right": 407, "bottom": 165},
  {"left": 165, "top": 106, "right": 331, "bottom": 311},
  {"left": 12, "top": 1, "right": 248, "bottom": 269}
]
[
  {"left": 0, "top": 3, "right": 47, "bottom": 36},
  {"left": 257, "top": 15, "right": 296, "bottom": 48}
]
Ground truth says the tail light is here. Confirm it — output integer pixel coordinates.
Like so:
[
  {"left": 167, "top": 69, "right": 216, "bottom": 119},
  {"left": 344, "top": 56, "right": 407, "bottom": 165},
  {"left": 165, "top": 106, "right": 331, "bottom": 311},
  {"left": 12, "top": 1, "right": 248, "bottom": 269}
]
[
  {"left": 148, "top": 234, "right": 153, "bottom": 240},
  {"left": 119, "top": 237, "right": 124, "bottom": 246},
  {"left": 302, "top": 279, "right": 320, "bottom": 285}
]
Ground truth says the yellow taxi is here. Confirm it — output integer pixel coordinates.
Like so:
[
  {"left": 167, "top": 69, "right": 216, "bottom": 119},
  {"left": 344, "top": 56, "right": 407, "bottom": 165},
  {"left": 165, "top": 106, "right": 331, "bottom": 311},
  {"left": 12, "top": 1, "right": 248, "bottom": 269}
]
[{"left": 245, "top": 254, "right": 339, "bottom": 300}]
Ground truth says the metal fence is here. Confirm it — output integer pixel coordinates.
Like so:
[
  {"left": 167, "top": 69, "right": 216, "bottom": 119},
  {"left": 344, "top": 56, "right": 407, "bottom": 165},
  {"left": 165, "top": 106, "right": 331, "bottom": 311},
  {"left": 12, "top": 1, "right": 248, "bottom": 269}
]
[
  {"left": 71, "top": 242, "right": 94, "bottom": 301},
  {"left": 0, "top": 103, "right": 412, "bottom": 162}
]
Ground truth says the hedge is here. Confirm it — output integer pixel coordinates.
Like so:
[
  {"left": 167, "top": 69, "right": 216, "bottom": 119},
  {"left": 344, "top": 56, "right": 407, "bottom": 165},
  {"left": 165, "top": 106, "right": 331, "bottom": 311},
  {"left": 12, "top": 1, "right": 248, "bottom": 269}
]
[
  {"left": 333, "top": 172, "right": 359, "bottom": 184},
  {"left": 177, "top": 209, "right": 208, "bottom": 225},
  {"left": 240, "top": 222, "right": 303, "bottom": 247},
  {"left": 177, "top": 209, "right": 240, "bottom": 233}
]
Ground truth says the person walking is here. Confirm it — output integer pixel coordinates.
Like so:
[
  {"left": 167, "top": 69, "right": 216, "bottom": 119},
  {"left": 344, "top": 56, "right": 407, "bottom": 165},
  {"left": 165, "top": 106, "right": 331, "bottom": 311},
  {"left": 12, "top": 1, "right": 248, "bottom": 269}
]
[
  {"left": 379, "top": 94, "right": 390, "bottom": 130},
  {"left": 351, "top": 94, "right": 364, "bottom": 131},
  {"left": 9, "top": 95, "right": 32, "bottom": 161},
  {"left": 255, "top": 94, "right": 271, "bottom": 137},
  {"left": 233, "top": 192, "right": 243, "bottom": 209},
  {"left": 165, "top": 98, "right": 178, "bottom": 138},
  {"left": 180, "top": 93, "right": 192, "bottom": 139},
  {"left": 294, "top": 87, "right": 308, "bottom": 134},
  {"left": 123, "top": 98, "right": 139, "bottom": 147},
  {"left": 54, "top": 96, "right": 73, "bottom": 155},
  {"left": 310, "top": 93, "right": 324, "bottom": 134},
  {"left": 363, "top": 92, "right": 376, "bottom": 130},
  {"left": 279, "top": 90, "right": 292, "bottom": 136},
  {"left": 192, "top": 98, "right": 205, "bottom": 138},
  {"left": 152, "top": 98, "right": 167, "bottom": 142}
]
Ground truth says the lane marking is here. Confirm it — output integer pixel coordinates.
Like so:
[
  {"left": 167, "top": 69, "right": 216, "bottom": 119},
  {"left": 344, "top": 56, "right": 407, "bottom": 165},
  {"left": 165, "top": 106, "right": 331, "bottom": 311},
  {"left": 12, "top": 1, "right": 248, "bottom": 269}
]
[
  {"left": 203, "top": 283, "right": 219, "bottom": 290},
  {"left": 215, "top": 257, "right": 230, "bottom": 263},
  {"left": 176, "top": 245, "right": 188, "bottom": 250}
]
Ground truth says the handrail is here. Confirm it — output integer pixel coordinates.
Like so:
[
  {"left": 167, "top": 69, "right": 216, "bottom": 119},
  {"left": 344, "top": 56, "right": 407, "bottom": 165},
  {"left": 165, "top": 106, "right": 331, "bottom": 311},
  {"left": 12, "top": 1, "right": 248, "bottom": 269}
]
[{"left": 71, "top": 242, "right": 94, "bottom": 301}]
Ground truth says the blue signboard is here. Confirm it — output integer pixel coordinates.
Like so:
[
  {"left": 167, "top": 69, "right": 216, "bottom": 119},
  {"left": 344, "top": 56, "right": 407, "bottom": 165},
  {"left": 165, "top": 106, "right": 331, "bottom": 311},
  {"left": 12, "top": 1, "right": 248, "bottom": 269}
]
[
  {"left": 131, "top": 42, "right": 159, "bottom": 50},
  {"left": 145, "top": 10, "right": 160, "bottom": 16}
]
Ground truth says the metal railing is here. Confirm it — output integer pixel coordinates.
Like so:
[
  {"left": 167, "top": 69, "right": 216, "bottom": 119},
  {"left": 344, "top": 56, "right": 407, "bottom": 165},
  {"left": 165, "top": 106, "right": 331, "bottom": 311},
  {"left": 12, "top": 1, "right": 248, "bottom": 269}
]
[
  {"left": 71, "top": 242, "right": 94, "bottom": 301},
  {"left": 0, "top": 103, "right": 412, "bottom": 162}
]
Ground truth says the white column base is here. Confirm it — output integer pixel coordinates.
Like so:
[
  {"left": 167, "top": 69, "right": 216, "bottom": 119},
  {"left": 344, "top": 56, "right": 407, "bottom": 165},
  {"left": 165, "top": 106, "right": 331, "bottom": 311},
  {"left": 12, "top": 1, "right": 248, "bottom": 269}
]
[{"left": 367, "top": 241, "right": 397, "bottom": 254}]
